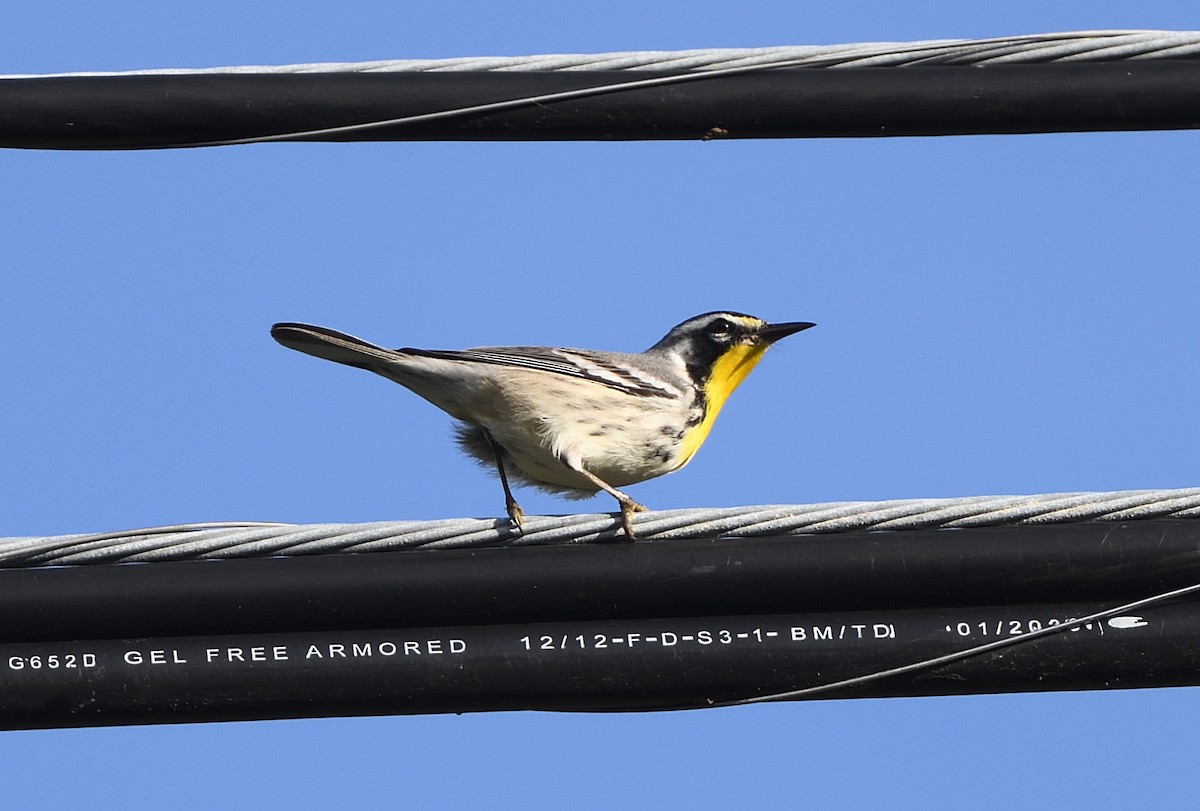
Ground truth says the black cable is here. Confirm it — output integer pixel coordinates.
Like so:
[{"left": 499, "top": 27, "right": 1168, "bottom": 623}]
[
  {"left": 3, "top": 61, "right": 1200, "bottom": 150},
  {"left": 2, "top": 520, "right": 1199, "bottom": 728}
]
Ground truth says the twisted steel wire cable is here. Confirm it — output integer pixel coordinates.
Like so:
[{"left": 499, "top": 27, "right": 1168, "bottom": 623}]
[
  {"left": 4, "top": 30, "right": 1199, "bottom": 79},
  {"left": 3, "top": 487, "right": 1198, "bottom": 567}
]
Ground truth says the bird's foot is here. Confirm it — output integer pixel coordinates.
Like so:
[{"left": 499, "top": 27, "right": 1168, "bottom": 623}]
[
  {"left": 505, "top": 498, "right": 525, "bottom": 535},
  {"left": 618, "top": 499, "right": 648, "bottom": 541}
]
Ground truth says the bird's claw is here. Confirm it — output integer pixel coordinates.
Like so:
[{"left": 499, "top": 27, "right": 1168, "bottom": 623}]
[{"left": 506, "top": 499, "right": 525, "bottom": 535}]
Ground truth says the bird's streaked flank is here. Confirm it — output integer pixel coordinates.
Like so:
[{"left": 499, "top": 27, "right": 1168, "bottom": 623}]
[{"left": 271, "top": 312, "right": 813, "bottom": 538}]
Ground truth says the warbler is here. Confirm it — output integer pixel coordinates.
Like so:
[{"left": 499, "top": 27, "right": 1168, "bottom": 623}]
[{"left": 271, "top": 312, "right": 814, "bottom": 539}]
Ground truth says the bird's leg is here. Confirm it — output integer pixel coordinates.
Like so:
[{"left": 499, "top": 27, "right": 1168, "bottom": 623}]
[
  {"left": 482, "top": 429, "right": 524, "bottom": 533},
  {"left": 558, "top": 454, "right": 647, "bottom": 541}
]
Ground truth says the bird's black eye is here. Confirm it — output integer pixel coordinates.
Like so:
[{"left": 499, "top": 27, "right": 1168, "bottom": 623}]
[{"left": 706, "top": 318, "right": 735, "bottom": 340}]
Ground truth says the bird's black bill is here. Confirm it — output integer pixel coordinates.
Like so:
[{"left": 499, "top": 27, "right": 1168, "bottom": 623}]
[{"left": 758, "top": 321, "right": 816, "bottom": 344}]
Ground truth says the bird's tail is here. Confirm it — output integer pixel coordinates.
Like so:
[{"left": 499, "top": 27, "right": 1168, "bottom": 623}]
[{"left": 270, "top": 322, "right": 403, "bottom": 371}]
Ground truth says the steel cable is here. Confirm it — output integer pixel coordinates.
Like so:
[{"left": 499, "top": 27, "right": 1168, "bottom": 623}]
[
  {"left": 4, "top": 30, "right": 1200, "bottom": 79},
  {"left": 3, "top": 487, "right": 1198, "bottom": 567}
]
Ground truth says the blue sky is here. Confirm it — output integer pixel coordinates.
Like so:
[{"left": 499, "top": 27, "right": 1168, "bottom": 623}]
[{"left": 3, "top": 2, "right": 1199, "bottom": 808}]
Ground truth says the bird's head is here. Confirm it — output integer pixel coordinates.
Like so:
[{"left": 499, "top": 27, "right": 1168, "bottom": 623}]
[
  {"left": 647, "top": 312, "right": 814, "bottom": 469},
  {"left": 649, "top": 311, "right": 815, "bottom": 398}
]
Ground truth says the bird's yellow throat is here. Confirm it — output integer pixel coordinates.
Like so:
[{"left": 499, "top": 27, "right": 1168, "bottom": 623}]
[{"left": 674, "top": 342, "right": 771, "bottom": 469}]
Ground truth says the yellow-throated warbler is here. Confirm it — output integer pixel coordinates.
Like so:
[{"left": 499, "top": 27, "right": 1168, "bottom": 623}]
[{"left": 271, "top": 312, "right": 814, "bottom": 538}]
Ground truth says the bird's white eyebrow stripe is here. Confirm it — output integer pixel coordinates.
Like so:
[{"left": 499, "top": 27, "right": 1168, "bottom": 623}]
[{"left": 401, "top": 346, "right": 679, "bottom": 398}]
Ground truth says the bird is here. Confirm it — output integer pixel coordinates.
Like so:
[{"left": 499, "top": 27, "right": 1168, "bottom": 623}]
[{"left": 270, "top": 312, "right": 814, "bottom": 539}]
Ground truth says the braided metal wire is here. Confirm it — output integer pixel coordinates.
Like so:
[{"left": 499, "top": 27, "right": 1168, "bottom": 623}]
[
  {"left": 4, "top": 30, "right": 1199, "bottom": 79},
  {"left": 2, "top": 487, "right": 1198, "bottom": 568}
]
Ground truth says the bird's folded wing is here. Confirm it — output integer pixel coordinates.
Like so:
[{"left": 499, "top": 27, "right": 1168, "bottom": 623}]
[{"left": 404, "top": 346, "right": 681, "bottom": 398}]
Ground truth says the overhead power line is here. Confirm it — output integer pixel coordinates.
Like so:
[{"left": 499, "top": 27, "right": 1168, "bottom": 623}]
[
  {"left": 2, "top": 30, "right": 1200, "bottom": 149},
  {"left": 2, "top": 490, "right": 1199, "bottom": 728}
]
